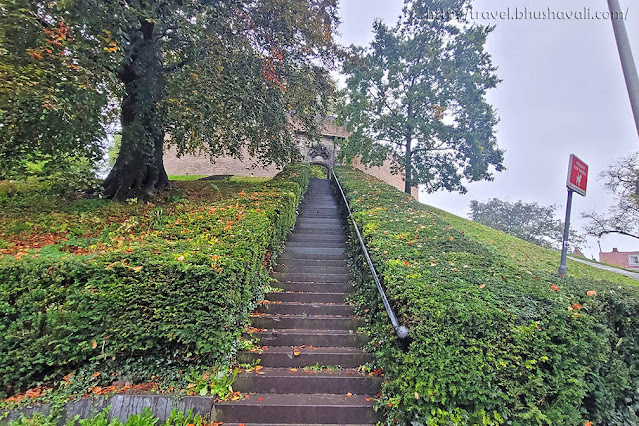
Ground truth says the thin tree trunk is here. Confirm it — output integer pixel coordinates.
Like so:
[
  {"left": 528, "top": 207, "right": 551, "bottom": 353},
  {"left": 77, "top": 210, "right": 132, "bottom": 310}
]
[
  {"left": 404, "top": 126, "right": 413, "bottom": 194},
  {"left": 404, "top": 137, "right": 412, "bottom": 194},
  {"left": 103, "top": 21, "right": 170, "bottom": 201}
]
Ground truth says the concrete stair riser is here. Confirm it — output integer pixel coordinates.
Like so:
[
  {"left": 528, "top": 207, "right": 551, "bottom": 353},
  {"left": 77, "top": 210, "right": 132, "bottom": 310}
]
[
  {"left": 233, "top": 369, "right": 382, "bottom": 394},
  {"left": 212, "top": 393, "right": 381, "bottom": 424},
  {"left": 237, "top": 350, "right": 373, "bottom": 368},
  {"left": 265, "top": 292, "right": 349, "bottom": 303},
  {"left": 281, "top": 247, "right": 346, "bottom": 257},
  {"left": 274, "top": 264, "right": 349, "bottom": 274},
  {"left": 272, "top": 272, "right": 349, "bottom": 283},
  {"left": 256, "top": 303, "right": 355, "bottom": 316},
  {"left": 287, "top": 233, "right": 346, "bottom": 243},
  {"left": 269, "top": 282, "right": 353, "bottom": 293},
  {"left": 250, "top": 315, "right": 364, "bottom": 330},
  {"left": 275, "top": 258, "right": 347, "bottom": 267},
  {"left": 249, "top": 330, "right": 368, "bottom": 347},
  {"left": 278, "top": 253, "right": 347, "bottom": 262},
  {"left": 284, "top": 241, "right": 347, "bottom": 249}
]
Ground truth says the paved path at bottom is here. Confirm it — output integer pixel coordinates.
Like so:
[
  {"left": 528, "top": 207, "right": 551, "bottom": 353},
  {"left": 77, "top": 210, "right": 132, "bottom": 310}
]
[{"left": 569, "top": 256, "right": 639, "bottom": 281}]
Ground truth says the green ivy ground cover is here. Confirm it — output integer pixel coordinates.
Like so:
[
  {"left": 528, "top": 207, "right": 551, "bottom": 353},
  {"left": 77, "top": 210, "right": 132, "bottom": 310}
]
[
  {"left": 0, "top": 164, "right": 310, "bottom": 401},
  {"left": 334, "top": 166, "right": 639, "bottom": 426}
]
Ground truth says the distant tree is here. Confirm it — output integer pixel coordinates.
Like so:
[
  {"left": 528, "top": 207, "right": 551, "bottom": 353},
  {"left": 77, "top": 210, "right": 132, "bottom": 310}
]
[
  {"left": 1, "top": 0, "right": 339, "bottom": 200},
  {"left": 469, "top": 198, "right": 585, "bottom": 250},
  {"left": 338, "top": 0, "right": 504, "bottom": 194},
  {"left": 583, "top": 152, "right": 639, "bottom": 240}
]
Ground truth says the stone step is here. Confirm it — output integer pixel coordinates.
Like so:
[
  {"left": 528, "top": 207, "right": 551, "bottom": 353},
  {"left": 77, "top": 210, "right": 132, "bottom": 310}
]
[
  {"left": 284, "top": 241, "right": 347, "bottom": 250},
  {"left": 272, "top": 272, "right": 349, "bottom": 283},
  {"left": 233, "top": 368, "right": 382, "bottom": 395},
  {"left": 237, "top": 346, "right": 373, "bottom": 368},
  {"left": 212, "top": 393, "right": 379, "bottom": 424},
  {"left": 270, "top": 282, "right": 353, "bottom": 293},
  {"left": 278, "top": 252, "right": 347, "bottom": 262},
  {"left": 250, "top": 329, "right": 368, "bottom": 347},
  {"left": 287, "top": 233, "right": 346, "bottom": 243},
  {"left": 250, "top": 314, "right": 364, "bottom": 330},
  {"left": 265, "top": 292, "right": 349, "bottom": 303},
  {"left": 276, "top": 258, "right": 347, "bottom": 267},
  {"left": 296, "top": 217, "right": 344, "bottom": 226},
  {"left": 274, "top": 264, "right": 349, "bottom": 275},
  {"left": 282, "top": 247, "right": 345, "bottom": 257},
  {"left": 257, "top": 302, "right": 354, "bottom": 316},
  {"left": 300, "top": 204, "right": 340, "bottom": 211},
  {"left": 293, "top": 225, "right": 344, "bottom": 235},
  {"left": 297, "top": 209, "right": 342, "bottom": 218}
]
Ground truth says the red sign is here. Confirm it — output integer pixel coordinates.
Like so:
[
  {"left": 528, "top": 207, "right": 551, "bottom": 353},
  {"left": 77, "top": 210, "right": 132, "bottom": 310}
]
[{"left": 566, "top": 154, "right": 588, "bottom": 196}]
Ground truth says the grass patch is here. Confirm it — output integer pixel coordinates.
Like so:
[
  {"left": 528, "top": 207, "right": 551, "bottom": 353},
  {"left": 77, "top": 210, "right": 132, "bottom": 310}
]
[
  {"left": 167, "top": 175, "right": 208, "bottom": 181},
  {"left": 0, "top": 164, "right": 311, "bottom": 406},
  {"left": 335, "top": 166, "right": 639, "bottom": 425}
]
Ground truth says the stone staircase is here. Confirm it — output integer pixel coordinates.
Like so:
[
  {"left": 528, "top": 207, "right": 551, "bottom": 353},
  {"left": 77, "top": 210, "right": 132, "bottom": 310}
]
[{"left": 213, "top": 178, "right": 381, "bottom": 425}]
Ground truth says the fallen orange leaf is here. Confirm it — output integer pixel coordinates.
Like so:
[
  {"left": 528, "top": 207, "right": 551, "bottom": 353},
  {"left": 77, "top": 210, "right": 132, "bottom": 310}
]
[
  {"left": 92, "top": 372, "right": 100, "bottom": 378},
  {"left": 289, "top": 368, "right": 298, "bottom": 372},
  {"left": 587, "top": 290, "right": 597, "bottom": 296},
  {"left": 479, "top": 284, "right": 486, "bottom": 289},
  {"left": 551, "top": 285, "right": 560, "bottom": 291},
  {"left": 92, "top": 340, "right": 97, "bottom": 349}
]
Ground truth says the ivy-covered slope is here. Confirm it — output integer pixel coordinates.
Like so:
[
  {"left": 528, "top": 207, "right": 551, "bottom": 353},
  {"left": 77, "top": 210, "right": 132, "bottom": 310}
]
[
  {"left": 335, "top": 166, "right": 639, "bottom": 426},
  {"left": 0, "top": 164, "right": 310, "bottom": 399}
]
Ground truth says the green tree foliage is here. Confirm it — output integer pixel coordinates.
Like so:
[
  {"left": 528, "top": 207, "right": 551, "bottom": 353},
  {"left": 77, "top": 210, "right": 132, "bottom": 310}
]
[
  {"left": 338, "top": 0, "right": 504, "bottom": 194},
  {"left": 583, "top": 152, "right": 639, "bottom": 240},
  {"left": 1, "top": 0, "right": 339, "bottom": 200},
  {"left": 0, "top": 1, "right": 114, "bottom": 180},
  {"left": 470, "top": 198, "right": 586, "bottom": 250}
]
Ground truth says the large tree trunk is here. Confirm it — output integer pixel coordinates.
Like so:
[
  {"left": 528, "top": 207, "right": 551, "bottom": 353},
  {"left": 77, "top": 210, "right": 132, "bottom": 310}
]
[
  {"left": 103, "top": 21, "right": 170, "bottom": 201},
  {"left": 404, "top": 133, "right": 413, "bottom": 194}
]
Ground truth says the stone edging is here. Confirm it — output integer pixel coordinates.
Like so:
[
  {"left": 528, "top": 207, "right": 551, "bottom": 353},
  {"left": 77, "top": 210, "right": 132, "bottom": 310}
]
[{"left": 2, "top": 394, "right": 216, "bottom": 425}]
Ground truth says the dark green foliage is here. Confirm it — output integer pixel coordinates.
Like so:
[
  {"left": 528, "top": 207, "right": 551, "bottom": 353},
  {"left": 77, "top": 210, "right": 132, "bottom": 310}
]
[
  {"left": 1, "top": 0, "right": 339, "bottom": 199},
  {"left": 338, "top": 0, "right": 504, "bottom": 194},
  {"left": 0, "top": 164, "right": 310, "bottom": 398},
  {"left": 0, "top": 0, "right": 115, "bottom": 180},
  {"left": 335, "top": 166, "right": 639, "bottom": 425},
  {"left": 469, "top": 198, "right": 585, "bottom": 250}
]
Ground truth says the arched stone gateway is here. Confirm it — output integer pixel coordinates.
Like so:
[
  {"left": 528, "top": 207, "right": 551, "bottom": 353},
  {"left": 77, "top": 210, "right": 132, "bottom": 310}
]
[{"left": 163, "top": 116, "right": 419, "bottom": 199}]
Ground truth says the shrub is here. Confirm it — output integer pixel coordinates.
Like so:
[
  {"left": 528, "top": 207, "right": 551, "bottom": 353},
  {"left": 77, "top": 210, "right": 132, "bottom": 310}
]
[
  {"left": 334, "top": 166, "right": 639, "bottom": 426},
  {"left": 0, "top": 163, "right": 310, "bottom": 398}
]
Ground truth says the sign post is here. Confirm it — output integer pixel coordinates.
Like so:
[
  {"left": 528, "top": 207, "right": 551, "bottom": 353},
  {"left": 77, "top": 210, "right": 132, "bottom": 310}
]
[{"left": 559, "top": 154, "right": 588, "bottom": 276}]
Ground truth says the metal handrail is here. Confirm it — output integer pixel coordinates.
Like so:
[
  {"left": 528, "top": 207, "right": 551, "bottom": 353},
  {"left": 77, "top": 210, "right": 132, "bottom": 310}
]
[{"left": 330, "top": 169, "right": 409, "bottom": 340}]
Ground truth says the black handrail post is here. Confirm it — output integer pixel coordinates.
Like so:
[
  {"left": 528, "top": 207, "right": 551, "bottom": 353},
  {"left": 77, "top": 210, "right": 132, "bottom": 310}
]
[{"left": 331, "top": 169, "right": 409, "bottom": 341}]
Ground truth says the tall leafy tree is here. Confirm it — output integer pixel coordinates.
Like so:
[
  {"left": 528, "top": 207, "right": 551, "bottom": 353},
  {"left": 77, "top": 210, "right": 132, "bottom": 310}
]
[
  {"left": 338, "top": 0, "right": 504, "bottom": 194},
  {"left": 1, "top": 0, "right": 339, "bottom": 200},
  {"left": 0, "top": 0, "right": 113, "bottom": 179},
  {"left": 583, "top": 152, "right": 639, "bottom": 240},
  {"left": 470, "top": 198, "right": 585, "bottom": 250}
]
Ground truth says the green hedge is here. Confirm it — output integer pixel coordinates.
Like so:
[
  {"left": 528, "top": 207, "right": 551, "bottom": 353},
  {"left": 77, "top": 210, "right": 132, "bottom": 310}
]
[
  {"left": 0, "top": 163, "right": 310, "bottom": 398},
  {"left": 334, "top": 167, "right": 639, "bottom": 426}
]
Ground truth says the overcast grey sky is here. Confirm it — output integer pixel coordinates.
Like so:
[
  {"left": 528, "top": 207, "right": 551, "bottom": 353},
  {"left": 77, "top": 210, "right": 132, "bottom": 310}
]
[{"left": 337, "top": 0, "right": 639, "bottom": 259}]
